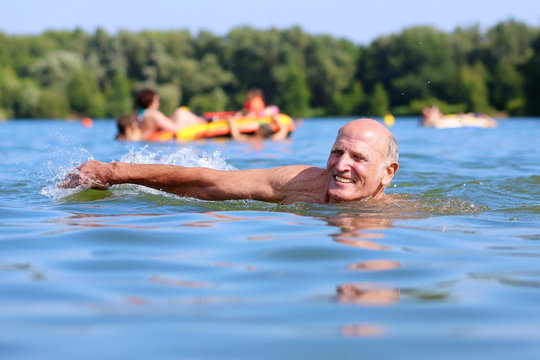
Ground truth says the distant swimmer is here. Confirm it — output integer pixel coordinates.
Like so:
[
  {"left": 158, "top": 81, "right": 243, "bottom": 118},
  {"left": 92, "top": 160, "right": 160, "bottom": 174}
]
[
  {"left": 59, "top": 118, "right": 399, "bottom": 205},
  {"left": 81, "top": 117, "right": 93, "bottom": 128},
  {"left": 115, "top": 114, "right": 142, "bottom": 141},
  {"left": 422, "top": 106, "right": 497, "bottom": 129}
]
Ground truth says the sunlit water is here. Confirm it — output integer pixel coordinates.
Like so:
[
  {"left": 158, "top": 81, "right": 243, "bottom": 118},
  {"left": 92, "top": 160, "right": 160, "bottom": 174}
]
[{"left": 1, "top": 117, "right": 539, "bottom": 359}]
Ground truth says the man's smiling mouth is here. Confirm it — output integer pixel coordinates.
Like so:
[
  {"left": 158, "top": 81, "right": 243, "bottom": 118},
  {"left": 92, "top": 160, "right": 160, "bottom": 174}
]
[{"left": 335, "top": 175, "right": 354, "bottom": 183}]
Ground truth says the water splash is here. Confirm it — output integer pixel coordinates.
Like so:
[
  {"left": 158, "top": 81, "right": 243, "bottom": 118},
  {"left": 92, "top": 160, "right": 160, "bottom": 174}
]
[
  {"left": 118, "top": 146, "right": 236, "bottom": 171},
  {"left": 39, "top": 133, "right": 96, "bottom": 199},
  {"left": 41, "top": 146, "right": 235, "bottom": 200}
]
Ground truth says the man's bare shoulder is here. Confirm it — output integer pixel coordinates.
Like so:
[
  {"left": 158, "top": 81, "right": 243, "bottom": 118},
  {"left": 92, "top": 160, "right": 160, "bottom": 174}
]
[
  {"left": 269, "top": 164, "right": 324, "bottom": 175},
  {"left": 269, "top": 165, "right": 328, "bottom": 204}
]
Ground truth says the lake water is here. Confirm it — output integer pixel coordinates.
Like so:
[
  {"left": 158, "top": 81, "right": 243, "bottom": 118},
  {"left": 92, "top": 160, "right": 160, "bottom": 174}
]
[{"left": 1, "top": 117, "right": 539, "bottom": 359}]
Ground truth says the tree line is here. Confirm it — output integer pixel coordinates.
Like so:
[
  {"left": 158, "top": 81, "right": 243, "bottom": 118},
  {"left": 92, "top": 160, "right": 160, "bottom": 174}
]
[{"left": 1, "top": 19, "right": 539, "bottom": 120}]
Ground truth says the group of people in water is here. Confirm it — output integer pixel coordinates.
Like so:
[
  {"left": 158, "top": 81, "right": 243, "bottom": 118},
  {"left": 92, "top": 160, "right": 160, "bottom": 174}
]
[{"left": 116, "top": 88, "right": 289, "bottom": 142}]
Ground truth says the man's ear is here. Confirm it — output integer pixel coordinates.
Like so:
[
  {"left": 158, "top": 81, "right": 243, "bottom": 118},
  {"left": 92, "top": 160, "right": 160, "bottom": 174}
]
[{"left": 381, "top": 162, "right": 399, "bottom": 186}]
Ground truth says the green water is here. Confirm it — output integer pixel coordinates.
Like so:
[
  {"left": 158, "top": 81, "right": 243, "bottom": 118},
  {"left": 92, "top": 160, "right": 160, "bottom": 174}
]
[{"left": 0, "top": 118, "right": 539, "bottom": 359}]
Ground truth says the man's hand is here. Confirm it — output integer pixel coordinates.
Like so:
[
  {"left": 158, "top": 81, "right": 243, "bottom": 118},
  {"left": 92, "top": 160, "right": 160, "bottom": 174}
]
[{"left": 57, "top": 160, "right": 113, "bottom": 190}]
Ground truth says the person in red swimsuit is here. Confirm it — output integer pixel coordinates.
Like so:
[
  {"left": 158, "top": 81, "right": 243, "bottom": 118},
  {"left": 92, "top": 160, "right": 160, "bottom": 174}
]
[{"left": 243, "top": 88, "right": 266, "bottom": 115}]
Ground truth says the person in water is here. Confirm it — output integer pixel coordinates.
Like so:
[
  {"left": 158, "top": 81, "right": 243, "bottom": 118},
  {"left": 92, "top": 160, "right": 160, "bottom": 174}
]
[
  {"left": 421, "top": 105, "right": 497, "bottom": 128},
  {"left": 135, "top": 89, "right": 208, "bottom": 139},
  {"left": 115, "top": 114, "right": 143, "bottom": 141},
  {"left": 59, "top": 118, "right": 399, "bottom": 205},
  {"left": 227, "top": 116, "right": 289, "bottom": 141},
  {"left": 227, "top": 88, "right": 287, "bottom": 141},
  {"left": 240, "top": 88, "right": 280, "bottom": 117}
]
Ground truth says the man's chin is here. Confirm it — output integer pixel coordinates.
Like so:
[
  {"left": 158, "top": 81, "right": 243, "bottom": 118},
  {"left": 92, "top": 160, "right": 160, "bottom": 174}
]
[{"left": 327, "top": 189, "right": 354, "bottom": 203}]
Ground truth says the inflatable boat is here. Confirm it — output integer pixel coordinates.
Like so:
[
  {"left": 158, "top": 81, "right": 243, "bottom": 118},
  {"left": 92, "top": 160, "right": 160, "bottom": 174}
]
[{"left": 147, "top": 113, "right": 296, "bottom": 141}]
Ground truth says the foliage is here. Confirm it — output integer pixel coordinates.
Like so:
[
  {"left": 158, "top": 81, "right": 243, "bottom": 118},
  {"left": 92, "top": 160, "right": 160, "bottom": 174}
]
[
  {"left": 460, "top": 62, "right": 491, "bottom": 113},
  {"left": 0, "top": 20, "right": 538, "bottom": 119},
  {"left": 38, "top": 89, "right": 69, "bottom": 118},
  {"left": 274, "top": 64, "right": 310, "bottom": 117},
  {"left": 522, "top": 33, "right": 540, "bottom": 115},
  {"left": 368, "top": 82, "right": 390, "bottom": 116},
  {"left": 188, "top": 88, "right": 229, "bottom": 112}
]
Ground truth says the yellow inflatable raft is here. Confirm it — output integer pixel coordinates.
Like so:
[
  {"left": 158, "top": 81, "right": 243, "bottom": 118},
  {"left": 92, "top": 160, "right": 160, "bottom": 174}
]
[{"left": 147, "top": 114, "right": 296, "bottom": 141}]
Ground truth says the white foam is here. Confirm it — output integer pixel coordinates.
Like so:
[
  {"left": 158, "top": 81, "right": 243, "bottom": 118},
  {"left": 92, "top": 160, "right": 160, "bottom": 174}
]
[
  {"left": 118, "top": 146, "right": 236, "bottom": 171},
  {"left": 41, "top": 146, "right": 235, "bottom": 200}
]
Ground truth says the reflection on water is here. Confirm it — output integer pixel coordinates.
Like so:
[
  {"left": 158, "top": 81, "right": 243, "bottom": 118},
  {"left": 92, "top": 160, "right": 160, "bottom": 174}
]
[
  {"left": 341, "top": 323, "right": 386, "bottom": 338},
  {"left": 346, "top": 259, "right": 401, "bottom": 271},
  {"left": 328, "top": 214, "right": 392, "bottom": 250},
  {"left": 337, "top": 283, "right": 400, "bottom": 305},
  {"left": 330, "top": 213, "right": 401, "bottom": 308},
  {"left": 148, "top": 274, "right": 212, "bottom": 289}
]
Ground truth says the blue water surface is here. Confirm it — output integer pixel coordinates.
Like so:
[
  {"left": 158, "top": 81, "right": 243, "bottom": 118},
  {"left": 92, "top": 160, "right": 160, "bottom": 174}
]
[{"left": 0, "top": 117, "right": 539, "bottom": 359}]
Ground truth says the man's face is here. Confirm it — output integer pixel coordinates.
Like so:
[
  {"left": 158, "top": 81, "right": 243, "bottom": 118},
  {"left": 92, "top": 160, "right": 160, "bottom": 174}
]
[{"left": 326, "top": 125, "right": 388, "bottom": 202}]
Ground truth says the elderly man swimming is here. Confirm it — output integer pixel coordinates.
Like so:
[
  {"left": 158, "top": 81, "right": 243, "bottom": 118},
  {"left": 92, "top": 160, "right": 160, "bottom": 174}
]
[{"left": 59, "top": 118, "right": 399, "bottom": 204}]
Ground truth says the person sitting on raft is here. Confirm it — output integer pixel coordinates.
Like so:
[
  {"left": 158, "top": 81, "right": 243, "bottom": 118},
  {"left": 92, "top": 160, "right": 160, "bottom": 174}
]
[
  {"left": 115, "top": 114, "right": 142, "bottom": 141},
  {"left": 227, "top": 88, "right": 288, "bottom": 141},
  {"left": 241, "top": 88, "right": 280, "bottom": 118},
  {"left": 135, "top": 89, "right": 208, "bottom": 140}
]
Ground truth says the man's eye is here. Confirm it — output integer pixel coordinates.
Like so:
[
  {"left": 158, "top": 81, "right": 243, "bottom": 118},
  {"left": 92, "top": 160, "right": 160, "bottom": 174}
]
[
  {"left": 353, "top": 154, "right": 366, "bottom": 162},
  {"left": 332, "top": 150, "right": 343, "bottom": 156}
]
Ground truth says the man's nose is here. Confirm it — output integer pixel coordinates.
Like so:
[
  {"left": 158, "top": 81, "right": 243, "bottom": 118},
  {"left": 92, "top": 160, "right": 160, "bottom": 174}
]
[{"left": 335, "top": 153, "right": 351, "bottom": 171}]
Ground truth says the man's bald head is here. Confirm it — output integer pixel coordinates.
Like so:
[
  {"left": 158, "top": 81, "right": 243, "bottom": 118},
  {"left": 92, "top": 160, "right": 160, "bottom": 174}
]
[{"left": 338, "top": 118, "right": 399, "bottom": 166}]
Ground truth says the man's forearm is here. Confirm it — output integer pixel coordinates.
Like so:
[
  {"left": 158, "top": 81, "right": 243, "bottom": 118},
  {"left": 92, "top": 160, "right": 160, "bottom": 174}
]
[
  {"left": 59, "top": 160, "right": 219, "bottom": 199},
  {"left": 108, "top": 162, "right": 222, "bottom": 199}
]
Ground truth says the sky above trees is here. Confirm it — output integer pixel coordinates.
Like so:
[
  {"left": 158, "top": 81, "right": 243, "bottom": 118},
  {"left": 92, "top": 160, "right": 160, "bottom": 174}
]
[{"left": 1, "top": 0, "right": 538, "bottom": 44}]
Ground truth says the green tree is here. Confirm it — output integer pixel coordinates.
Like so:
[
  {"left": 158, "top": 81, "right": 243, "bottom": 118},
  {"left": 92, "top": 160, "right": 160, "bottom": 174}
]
[
  {"left": 38, "top": 89, "right": 69, "bottom": 118},
  {"left": 88, "top": 93, "right": 106, "bottom": 118},
  {"left": 368, "top": 82, "right": 389, "bottom": 116},
  {"left": 180, "top": 53, "right": 234, "bottom": 101},
  {"left": 188, "top": 88, "right": 229, "bottom": 112},
  {"left": 451, "top": 25, "right": 483, "bottom": 66},
  {"left": 158, "top": 84, "right": 182, "bottom": 115},
  {"left": 16, "top": 79, "right": 41, "bottom": 118},
  {"left": 492, "top": 60, "right": 524, "bottom": 113},
  {"left": 484, "top": 19, "right": 536, "bottom": 66},
  {"left": 368, "top": 26, "right": 457, "bottom": 108},
  {"left": 106, "top": 72, "right": 132, "bottom": 116},
  {"left": 304, "top": 35, "right": 356, "bottom": 112},
  {"left": 274, "top": 64, "right": 310, "bottom": 117},
  {"left": 460, "top": 63, "right": 490, "bottom": 113},
  {"left": 522, "top": 34, "right": 540, "bottom": 115},
  {"left": 28, "top": 50, "right": 83, "bottom": 90},
  {"left": 328, "top": 80, "right": 365, "bottom": 116},
  {"left": 66, "top": 69, "right": 101, "bottom": 116},
  {"left": 0, "top": 66, "right": 20, "bottom": 118},
  {"left": 484, "top": 20, "right": 536, "bottom": 111},
  {"left": 87, "top": 28, "right": 125, "bottom": 90}
]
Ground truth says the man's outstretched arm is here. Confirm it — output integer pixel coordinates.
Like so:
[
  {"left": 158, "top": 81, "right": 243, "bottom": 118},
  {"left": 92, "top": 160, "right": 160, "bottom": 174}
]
[{"left": 57, "top": 160, "right": 323, "bottom": 204}]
